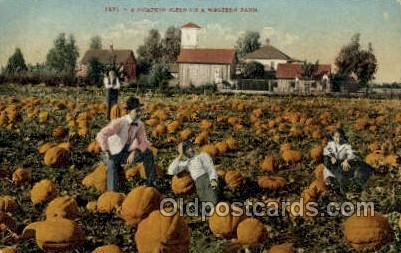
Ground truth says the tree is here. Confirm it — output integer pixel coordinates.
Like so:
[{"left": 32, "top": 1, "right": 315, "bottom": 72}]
[
  {"left": 46, "top": 33, "right": 79, "bottom": 75},
  {"left": 147, "top": 63, "right": 171, "bottom": 90},
  {"left": 235, "top": 31, "right": 261, "bottom": 59},
  {"left": 161, "top": 26, "right": 181, "bottom": 63},
  {"left": 243, "top": 61, "right": 265, "bottom": 79},
  {"left": 87, "top": 58, "right": 104, "bottom": 85},
  {"left": 5, "top": 48, "right": 27, "bottom": 74},
  {"left": 137, "top": 29, "right": 162, "bottom": 65},
  {"left": 335, "top": 33, "right": 377, "bottom": 89},
  {"left": 302, "top": 60, "right": 319, "bottom": 80},
  {"left": 355, "top": 43, "right": 377, "bottom": 87},
  {"left": 89, "top": 35, "right": 102, "bottom": 49}
]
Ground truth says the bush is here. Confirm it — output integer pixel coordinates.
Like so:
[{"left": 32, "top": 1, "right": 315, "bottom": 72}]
[
  {"left": 0, "top": 71, "right": 77, "bottom": 86},
  {"left": 243, "top": 61, "right": 265, "bottom": 79}
]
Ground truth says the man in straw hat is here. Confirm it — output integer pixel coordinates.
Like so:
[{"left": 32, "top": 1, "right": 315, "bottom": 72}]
[{"left": 96, "top": 96, "right": 158, "bottom": 191}]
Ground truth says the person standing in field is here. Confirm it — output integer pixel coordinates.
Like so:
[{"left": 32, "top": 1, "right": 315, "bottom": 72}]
[
  {"left": 96, "top": 96, "right": 158, "bottom": 191},
  {"left": 104, "top": 70, "right": 120, "bottom": 120},
  {"left": 168, "top": 142, "right": 219, "bottom": 205}
]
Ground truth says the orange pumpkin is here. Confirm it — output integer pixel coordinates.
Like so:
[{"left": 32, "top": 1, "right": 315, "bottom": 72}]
[
  {"left": 82, "top": 163, "right": 107, "bottom": 193},
  {"left": 257, "top": 176, "right": 287, "bottom": 190},
  {"left": 121, "top": 186, "right": 161, "bottom": 225},
  {"left": 45, "top": 196, "right": 79, "bottom": 220},
  {"left": 171, "top": 172, "right": 195, "bottom": 195},
  {"left": 224, "top": 171, "right": 244, "bottom": 191},
  {"left": 208, "top": 202, "right": 244, "bottom": 238},
  {"left": 96, "top": 192, "right": 125, "bottom": 214},
  {"left": 343, "top": 210, "right": 393, "bottom": 250},
  {"left": 135, "top": 209, "right": 191, "bottom": 253},
  {"left": 236, "top": 218, "right": 266, "bottom": 245},
  {"left": 31, "top": 179, "right": 57, "bottom": 205}
]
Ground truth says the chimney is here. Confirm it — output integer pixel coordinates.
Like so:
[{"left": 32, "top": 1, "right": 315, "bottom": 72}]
[{"left": 110, "top": 44, "right": 114, "bottom": 51}]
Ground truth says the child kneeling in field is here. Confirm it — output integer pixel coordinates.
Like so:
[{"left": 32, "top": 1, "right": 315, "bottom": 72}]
[{"left": 168, "top": 142, "right": 219, "bottom": 206}]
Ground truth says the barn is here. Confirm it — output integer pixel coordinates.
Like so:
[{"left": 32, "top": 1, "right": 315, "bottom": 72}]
[
  {"left": 176, "top": 22, "right": 237, "bottom": 87},
  {"left": 176, "top": 48, "right": 236, "bottom": 87},
  {"left": 79, "top": 45, "right": 137, "bottom": 82}
]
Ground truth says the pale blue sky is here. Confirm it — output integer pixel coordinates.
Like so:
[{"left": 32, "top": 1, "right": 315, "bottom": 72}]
[{"left": 1, "top": 0, "right": 400, "bottom": 82}]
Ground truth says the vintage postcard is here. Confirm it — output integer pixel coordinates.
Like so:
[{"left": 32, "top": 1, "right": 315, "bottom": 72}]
[{"left": 0, "top": 0, "right": 401, "bottom": 252}]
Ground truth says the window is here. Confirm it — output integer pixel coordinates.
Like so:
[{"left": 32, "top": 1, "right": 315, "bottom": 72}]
[
  {"left": 272, "top": 81, "right": 278, "bottom": 88},
  {"left": 290, "top": 81, "right": 296, "bottom": 88},
  {"left": 311, "top": 82, "right": 317, "bottom": 88}
]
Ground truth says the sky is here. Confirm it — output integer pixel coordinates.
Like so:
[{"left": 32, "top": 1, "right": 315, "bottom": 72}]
[{"left": 1, "top": 0, "right": 401, "bottom": 83}]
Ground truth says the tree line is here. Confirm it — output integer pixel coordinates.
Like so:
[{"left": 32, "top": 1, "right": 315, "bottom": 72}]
[{"left": 1, "top": 28, "right": 382, "bottom": 90}]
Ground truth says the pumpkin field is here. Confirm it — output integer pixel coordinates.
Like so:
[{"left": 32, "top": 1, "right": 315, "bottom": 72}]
[{"left": 0, "top": 84, "right": 401, "bottom": 253}]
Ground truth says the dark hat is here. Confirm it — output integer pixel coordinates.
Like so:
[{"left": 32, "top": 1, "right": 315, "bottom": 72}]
[{"left": 124, "top": 96, "right": 144, "bottom": 111}]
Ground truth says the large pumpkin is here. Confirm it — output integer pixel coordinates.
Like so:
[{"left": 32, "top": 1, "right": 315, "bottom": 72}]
[
  {"left": 208, "top": 202, "right": 244, "bottom": 238},
  {"left": 135, "top": 209, "right": 191, "bottom": 253},
  {"left": 22, "top": 217, "right": 85, "bottom": 252},
  {"left": 31, "top": 180, "right": 57, "bottom": 205},
  {"left": 171, "top": 172, "right": 194, "bottom": 195},
  {"left": 121, "top": 186, "right": 161, "bottom": 225},
  {"left": 343, "top": 210, "right": 393, "bottom": 250},
  {"left": 44, "top": 147, "right": 69, "bottom": 167},
  {"left": 82, "top": 163, "right": 107, "bottom": 193},
  {"left": 224, "top": 171, "right": 244, "bottom": 191},
  {"left": 96, "top": 192, "right": 125, "bottom": 214},
  {"left": 45, "top": 196, "right": 80, "bottom": 219},
  {"left": 236, "top": 218, "right": 266, "bottom": 245}
]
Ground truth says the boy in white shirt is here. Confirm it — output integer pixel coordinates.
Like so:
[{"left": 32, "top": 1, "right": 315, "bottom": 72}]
[{"left": 168, "top": 142, "right": 219, "bottom": 205}]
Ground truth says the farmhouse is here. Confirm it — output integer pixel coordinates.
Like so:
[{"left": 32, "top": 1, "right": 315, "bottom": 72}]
[
  {"left": 79, "top": 45, "right": 137, "bottom": 82},
  {"left": 274, "top": 63, "right": 331, "bottom": 94},
  {"left": 243, "top": 43, "right": 294, "bottom": 71},
  {"left": 176, "top": 23, "right": 237, "bottom": 87}
]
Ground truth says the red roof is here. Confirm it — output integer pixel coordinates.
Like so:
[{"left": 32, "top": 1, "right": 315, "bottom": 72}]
[
  {"left": 177, "top": 49, "right": 236, "bottom": 64},
  {"left": 276, "top": 63, "right": 331, "bottom": 80},
  {"left": 182, "top": 22, "right": 201, "bottom": 29}
]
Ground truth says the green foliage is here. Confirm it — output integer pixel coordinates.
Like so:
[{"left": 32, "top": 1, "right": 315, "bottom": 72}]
[
  {"left": 5, "top": 48, "right": 28, "bottom": 74},
  {"left": 88, "top": 57, "right": 105, "bottom": 85},
  {"left": 302, "top": 60, "right": 319, "bottom": 80},
  {"left": 161, "top": 26, "right": 181, "bottom": 63},
  {"left": 137, "top": 29, "right": 163, "bottom": 66},
  {"left": 147, "top": 63, "right": 171, "bottom": 90},
  {"left": 235, "top": 31, "right": 261, "bottom": 59},
  {"left": 335, "top": 33, "right": 377, "bottom": 87},
  {"left": 46, "top": 33, "right": 79, "bottom": 76},
  {"left": 243, "top": 61, "right": 265, "bottom": 79},
  {"left": 89, "top": 35, "right": 102, "bottom": 49}
]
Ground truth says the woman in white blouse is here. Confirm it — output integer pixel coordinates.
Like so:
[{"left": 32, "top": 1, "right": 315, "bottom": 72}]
[{"left": 104, "top": 70, "right": 120, "bottom": 120}]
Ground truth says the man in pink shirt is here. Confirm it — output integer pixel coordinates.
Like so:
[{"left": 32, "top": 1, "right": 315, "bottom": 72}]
[{"left": 96, "top": 96, "right": 157, "bottom": 191}]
